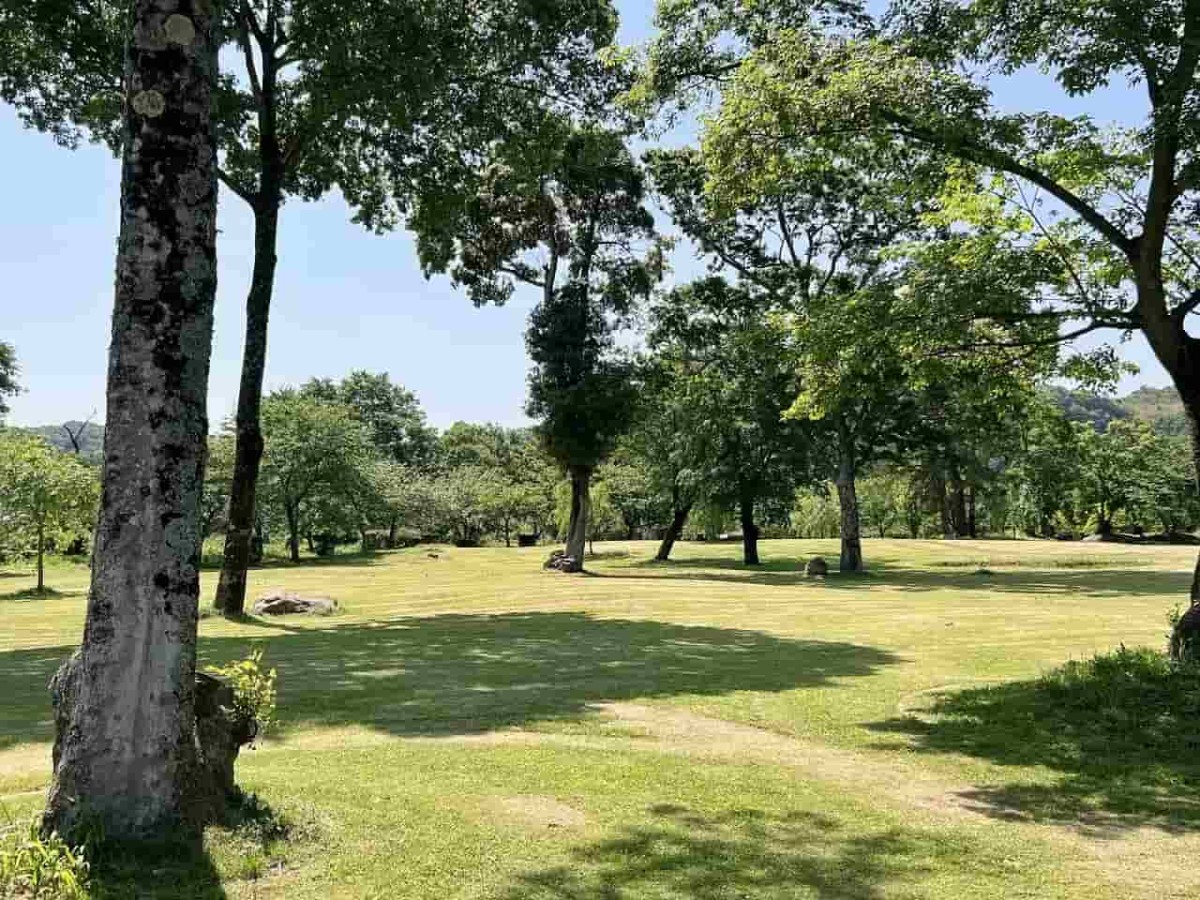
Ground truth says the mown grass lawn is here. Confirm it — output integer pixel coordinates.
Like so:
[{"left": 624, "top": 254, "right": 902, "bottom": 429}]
[{"left": 2, "top": 539, "right": 1199, "bottom": 898}]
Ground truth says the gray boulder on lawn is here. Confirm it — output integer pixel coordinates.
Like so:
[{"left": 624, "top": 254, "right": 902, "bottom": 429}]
[
  {"left": 805, "top": 557, "right": 829, "bottom": 577},
  {"left": 253, "top": 590, "right": 337, "bottom": 616}
]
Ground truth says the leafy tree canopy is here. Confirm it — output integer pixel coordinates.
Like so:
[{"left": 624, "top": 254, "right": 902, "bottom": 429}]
[
  {"left": 300, "top": 371, "right": 436, "bottom": 466},
  {"left": 0, "top": 0, "right": 626, "bottom": 224}
]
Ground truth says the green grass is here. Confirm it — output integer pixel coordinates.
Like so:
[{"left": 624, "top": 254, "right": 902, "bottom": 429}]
[{"left": 2, "top": 538, "right": 1199, "bottom": 898}]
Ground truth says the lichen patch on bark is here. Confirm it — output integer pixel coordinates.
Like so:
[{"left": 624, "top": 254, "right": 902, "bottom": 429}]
[
  {"left": 132, "top": 89, "right": 166, "bottom": 118},
  {"left": 164, "top": 14, "right": 195, "bottom": 46}
]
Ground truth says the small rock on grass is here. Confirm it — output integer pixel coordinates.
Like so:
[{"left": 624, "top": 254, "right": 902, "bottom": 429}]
[
  {"left": 253, "top": 591, "right": 337, "bottom": 616},
  {"left": 804, "top": 557, "right": 828, "bottom": 577}
]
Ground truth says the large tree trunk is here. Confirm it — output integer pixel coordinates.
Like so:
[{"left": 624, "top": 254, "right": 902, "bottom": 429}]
[
  {"left": 1135, "top": 272, "right": 1200, "bottom": 605},
  {"left": 44, "top": 0, "right": 219, "bottom": 842},
  {"left": 655, "top": 500, "right": 692, "bottom": 562},
  {"left": 563, "top": 465, "right": 590, "bottom": 571},
  {"left": 1153, "top": 346, "right": 1200, "bottom": 604},
  {"left": 835, "top": 431, "right": 864, "bottom": 573},
  {"left": 740, "top": 493, "right": 760, "bottom": 565}
]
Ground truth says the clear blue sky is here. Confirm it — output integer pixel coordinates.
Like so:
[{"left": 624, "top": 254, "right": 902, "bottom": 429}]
[{"left": 0, "top": 2, "right": 1168, "bottom": 431}]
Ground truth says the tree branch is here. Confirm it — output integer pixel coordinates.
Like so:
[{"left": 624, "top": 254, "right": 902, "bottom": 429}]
[
  {"left": 218, "top": 168, "right": 257, "bottom": 208},
  {"left": 880, "top": 110, "right": 1136, "bottom": 256}
]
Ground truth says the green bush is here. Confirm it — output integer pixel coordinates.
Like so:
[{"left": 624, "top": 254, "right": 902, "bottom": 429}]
[{"left": 208, "top": 648, "right": 278, "bottom": 739}]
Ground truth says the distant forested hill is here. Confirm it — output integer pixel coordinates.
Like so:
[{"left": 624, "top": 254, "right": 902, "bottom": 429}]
[
  {"left": 1043, "top": 386, "right": 1129, "bottom": 432},
  {"left": 1041, "top": 385, "right": 1188, "bottom": 435},
  {"left": 25, "top": 421, "right": 105, "bottom": 462},
  {"left": 1120, "top": 387, "right": 1188, "bottom": 435}
]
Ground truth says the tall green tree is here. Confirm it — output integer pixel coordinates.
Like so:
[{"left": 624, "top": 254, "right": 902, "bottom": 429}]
[
  {"left": 301, "top": 371, "right": 437, "bottom": 466},
  {"left": 252, "top": 390, "right": 375, "bottom": 562},
  {"left": 421, "top": 125, "right": 660, "bottom": 569},
  {"left": 0, "top": 431, "right": 98, "bottom": 591},
  {"left": 647, "top": 140, "right": 943, "bottom": 571},
  {"left": 439, "top": 423, "right": 560, "bottom": 541},
  {"left": 649, "top": 277, "right": 811, "bottom": 565},
  {"left": 2, "top": 0, "right": 625, "bottom": 615},
  {"left": 623, "top": 359, "right": 712, "bottom": 560},
  {"left": 685, "top": 0, "right": 1200, "bottom": 601},
  {"left": 41, "top": 0, "right": 221, "bottom": 843}
]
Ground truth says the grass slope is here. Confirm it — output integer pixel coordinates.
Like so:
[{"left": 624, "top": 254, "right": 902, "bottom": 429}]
[{"left": 2, "top": 539, "right": 1198, "bottom": 898}]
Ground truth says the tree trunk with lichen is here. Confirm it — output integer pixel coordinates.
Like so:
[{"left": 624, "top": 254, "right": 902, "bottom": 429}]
[{"left": 43, "top": 0, "right": 220, "bottom": 843}]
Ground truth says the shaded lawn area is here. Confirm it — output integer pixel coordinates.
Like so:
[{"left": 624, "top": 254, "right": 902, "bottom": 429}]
[
  {"left": 0, "top": 612, "right": 898, "bottom": 750},
  {"left": 874, "top": 647, "right": 1200, "bottom": 832},
  {"left": 504, "top": 803, "right": 1036, "bottom": 900}
]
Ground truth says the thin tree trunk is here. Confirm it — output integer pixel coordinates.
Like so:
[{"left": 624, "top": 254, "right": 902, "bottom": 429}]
[
  {"left": 835, "top": 430, "right": 864, "bottom": 573},
  {"left": 563, "top": 465, "right": 590, "bottom": 571},
  {"left": 931, "top": 468, "right": 951, "bottom": 538},
  {"left": 214, "top": 200, "right": 279, "bottom": 614},
  {"left": 949, "top": 472, "right": 968, "bottom": 537},
  {"left": 286, "top": 504, "right": 301, "bottom": 563},
  {"left": 44, "top": 0, "right": 219, "bottom": 842},
  {"left": 655, "top": 501, "right": 692, "bottom": 562},
  {"left": 214, "top": 42, "right": 284, "bottom": 615},
  {"left": 36, "top": 520, "right": 45, "bottom": 592},
  {"left": 740, "top": 493, "right": 760, "bottom": 565}
]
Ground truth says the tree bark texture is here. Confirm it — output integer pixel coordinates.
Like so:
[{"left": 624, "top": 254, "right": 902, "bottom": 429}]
[
  {"left": 44, "top": 0, "right": 219, "bottom": 842},
  {"left": 563, "top": 466, "right": 591, "bottom": 571}
]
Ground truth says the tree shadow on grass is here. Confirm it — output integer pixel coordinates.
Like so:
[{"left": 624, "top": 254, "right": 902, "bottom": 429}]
[
  {"left": 199, "top": 549, "right": 389, "bottom": 572},
  {"left": 870, "top": 648, "right": 1200, "bottom": 833},
  {"left": 616, "top": 555, "right": 1188, "bottom": 598},
  {"left": 0, "top": 613, "right": 898, "bottom": 749},
  {"left": 0, "top": 586, "right": 72, "bottom": 603},
  {"left": 501, "top": 803, "right": 1028, "bottom": 899},
  {"left": 85, "top": 839, "right": 227, "bottom": 900}
]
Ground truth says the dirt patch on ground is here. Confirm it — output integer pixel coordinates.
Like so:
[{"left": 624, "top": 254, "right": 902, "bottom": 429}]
[{"left": 481, "top": 795, "right": 586, "bottom": 832}]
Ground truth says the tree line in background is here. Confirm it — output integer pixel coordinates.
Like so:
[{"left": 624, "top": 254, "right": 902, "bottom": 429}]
[{"left": 5, "top": 366, "right": 1198, "bottom": 590}]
